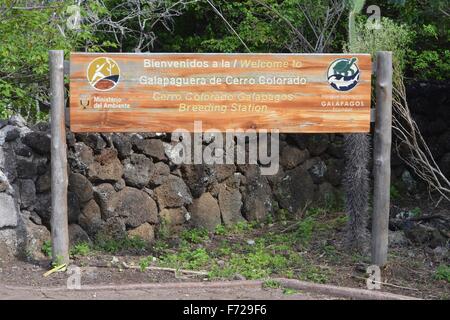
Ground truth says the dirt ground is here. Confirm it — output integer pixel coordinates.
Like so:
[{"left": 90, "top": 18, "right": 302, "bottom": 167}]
[
  {"left": 0, "top": 260, "right": 416, "bottom": 300},
  {"left": 0, "top": 194, "right": 448, "bottom": 300},
  {"left": 0, "top": 242, "right": 446, "bottom": 300},
  {"left": 1, "top": 277, "right": 349, "bottom": 300},
  {"left": 0, "top": 257, "right": 422, "bottom": 300}
]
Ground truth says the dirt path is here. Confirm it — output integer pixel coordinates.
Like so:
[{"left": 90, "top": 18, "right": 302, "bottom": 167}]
[
  {"left": 0, "top": 281, "right": 333, "bottom": 300},
  {"left": 2, "top": 198, "right": 446, "bottom": 300},
  {"left": 0, "top": 258, "right": 420, "bottom": 300},
  {"left": 1, "top": 280, "right": 418, "bottom": 300}
]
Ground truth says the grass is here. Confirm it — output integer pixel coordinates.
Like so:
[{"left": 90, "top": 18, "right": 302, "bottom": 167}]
[
  {"left": 434, "top": 265, "right": 450, "bottom": 283},
  {"left": 152, "top": 239, "right": 169, "bottom": 254},
  {"left": 37, "top": 207, "right": 337, "bottom": 285},
  {"left": 262, "top": 279, "right": 281, "bottom": 289},
  {"left": 390, "top": 185, "right": 401, "bottom": 200},
  {"left": 159, "top": 247, "right": 210, "bottom": 270},
  {"left": 42, "top": 240, "right": 91, "bottom": 263},
  {"left": 41, "top": 240, "right": 52, "bottom": 258},
  {"left": 275, "top": 208, "right": 290, "bottom": 223},
  {"left": 34, "top": 201, "right": 446, "bottom": 299},
  {"left": 139, "top": 256, "right": 154, "bottom": 271},
  {"left": 94, "top": 235, "right": 147, "bottom": 253},
  {"left": 157, "top": 218, "right": 171, "bottom": 240},
  {"left": 282, "top": 288, "right": 299, "bottom": 295},
  {"left": 181, "top": 228, "right": 209, "bottom": 244},
  {"left": 214, "top": 221, "right": 257, "bottom": 236},
  {"left": 214, "top": 224, "right": 227, "bottom": 235},
  {"left": 230, "top": 221, "right": 256, "bottom": 233},
  {"left": 295, "top": 216, "right": 316, "bottom": 244},
  {"left": 300, "top": 265, "right": 329, "bottom": 283},
  {"left": 410, "top": 207, "right": 422, "bottom": 217},
  {"left": 209, "top": 247, "right": 298, "bottom": 279},
  {"left": 42, "top": 235, "right": 147, "bottom": 259},
  {"left": 321, "top": 244, "right": 339, "bottom": 261},
  {"left": 144, "top": 211, "right": 340, "bottom": 283},
  {"left": 70, "top": 242, "right": 91, "bottom": 257}
]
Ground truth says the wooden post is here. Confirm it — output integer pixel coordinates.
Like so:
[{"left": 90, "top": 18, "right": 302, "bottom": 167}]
[
  {"left": 372, "top": 51, "right": 393, "bottom": 266},
  {"left": 49, "top": 50, "right": 69, "bottom": 265}
]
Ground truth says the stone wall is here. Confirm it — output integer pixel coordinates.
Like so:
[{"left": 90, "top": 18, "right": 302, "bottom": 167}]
[
  {"left": 2, "top": 78, "right": 449, "bottom": 260},
  {"left": 0, "top": 116, "right": 51, "bottom": 260},
  {"left": 0, "top": 115, "right": 345, "bottom": 259},
  {"left": 2, "top": 81, "right": 448, "bottom": 260}
]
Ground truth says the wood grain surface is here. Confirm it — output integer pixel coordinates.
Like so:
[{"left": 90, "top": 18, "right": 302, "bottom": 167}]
[{"left": 70, "top": 53, "right": 372, "bottom": 133}]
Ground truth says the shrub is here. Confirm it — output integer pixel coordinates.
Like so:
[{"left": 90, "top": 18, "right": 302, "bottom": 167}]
[{"left": 434, "top": 265, "right": 450, "bottom": 283}]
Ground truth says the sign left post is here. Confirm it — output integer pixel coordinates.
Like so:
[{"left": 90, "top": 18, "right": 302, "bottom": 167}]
[{"left": 49, "top": 50, "right": 69, "bottom": 265}]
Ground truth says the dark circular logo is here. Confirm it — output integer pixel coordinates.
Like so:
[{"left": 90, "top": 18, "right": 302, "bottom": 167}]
[{"left": 327, "top": 57, "right": 360, "bottom": 92}]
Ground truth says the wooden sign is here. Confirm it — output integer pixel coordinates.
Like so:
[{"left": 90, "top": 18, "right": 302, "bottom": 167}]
[{"left": 70, "top": 53, "right": 371, "bottom": 133}]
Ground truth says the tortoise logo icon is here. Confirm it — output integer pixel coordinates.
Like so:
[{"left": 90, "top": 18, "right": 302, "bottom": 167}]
[
  {"left": 87, "top": 57, "right": 120, "bottom": 91},
  {"left": 327, "top": 57, "right": 360, "bottom": 92}
]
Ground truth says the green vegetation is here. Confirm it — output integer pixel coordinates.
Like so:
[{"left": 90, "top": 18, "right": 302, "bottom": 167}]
[
  {"left": 70, "top": 242, "right": 91, "bottom": 257},
  {"left": 157, "top": 218, "right": 171, "bottom": 240},
  {"left": 324, "top": 191, "right": 345, "bottom": 213},
  {"left": 295, "top": 216, "right": 316, "bottom": 245},
  {"left": 372, "top": 0, "right": 449, "bottom": 80},
  {"left": 2, "top": 1, "right": 445, "bottom": 121},
  {"left": 152, "top": 239, "right": 170, "bottom": 255},
  {"left": 274, "top": 208, "right": 290, "bottom": 224},
  {"left": 390, "top": 185, "right": 401, "bottom": 200},
  {"left": 157, "top": 0, "right": 344, "bottom": 53},
  {"left": 159, "top": 247, "right": 211, "bottom": 270},
  {"left": 262, "top": 279, "right": 281, "bottom": 289},
  {"left": 181, "top": 228, "right": 210, "bottom": 244},
  {"left": 139, "top": 256, "right": 154, "bottom": 272},
  {"left": 410, "top": 207, "right": 422, "bottom": 217},
  {"left": 43, "top": 239, "right": 90, "bottom": 260},
  {"left": 94, "top": 234, "right": 147, "bottom": 253},
  {"left": 434, "top": 265, "right": 450, "bottom": 283},
  {"left": 226, "top": 221, "right": 257, "bottom": 234},
  {"left": 282, "top": 288, "right": 299, "bottom": 295},
  {"left": 143, "top": 208, "right": 344, "bottom": 283},
  {"left": 0, "top": 1, "right": 104, "bottom": 120},
  {"left": 214, "top": 224, "right": 227, "bottom": 236},
  {"left": 348, "top": 16, "right": 414, "bottom": 80},
  {"left": 41, "top": 240, "right": 52, "bottom": 258},
  {"left": 300, "top": 265, "right": 329, "bottom": 283},
  {"left": 209, "top": 244, "right": 301, "bottom": 280},
  {"left": 213, "top": 221, "right": 257, "bottom": 236},
  {"left": 321, "top": 244, "right": 339, "bottom": 262}
]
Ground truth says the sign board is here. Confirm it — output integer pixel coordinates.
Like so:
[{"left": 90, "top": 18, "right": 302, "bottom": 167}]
[{"left": 70, "top": 53, "right": 371, "bottom": 133}]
